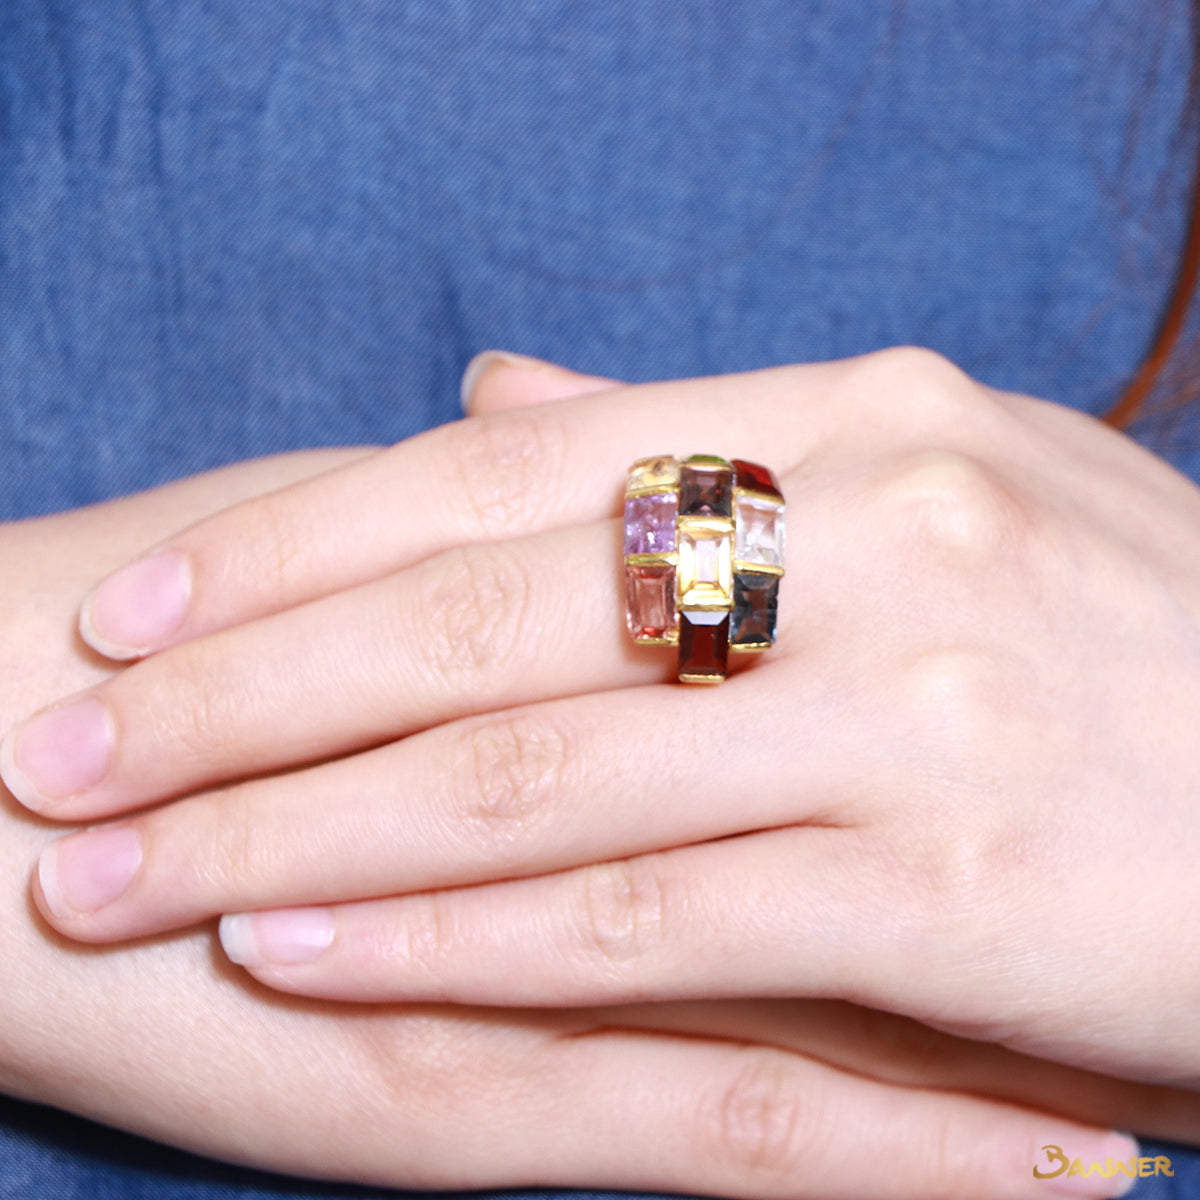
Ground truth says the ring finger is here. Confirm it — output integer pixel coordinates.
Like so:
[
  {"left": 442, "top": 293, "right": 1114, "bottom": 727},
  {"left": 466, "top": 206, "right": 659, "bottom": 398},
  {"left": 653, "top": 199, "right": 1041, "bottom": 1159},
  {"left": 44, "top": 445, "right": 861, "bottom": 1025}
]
[{"left": 30, "top": 620, "right": 893, "bottom": 944}]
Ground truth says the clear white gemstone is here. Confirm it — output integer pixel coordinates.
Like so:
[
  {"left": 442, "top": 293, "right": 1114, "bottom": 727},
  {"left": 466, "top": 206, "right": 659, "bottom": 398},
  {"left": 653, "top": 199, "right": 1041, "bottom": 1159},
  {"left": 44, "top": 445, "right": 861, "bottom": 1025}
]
[{"left": 736, "top": 497, "right": 785, "bottom": 567}]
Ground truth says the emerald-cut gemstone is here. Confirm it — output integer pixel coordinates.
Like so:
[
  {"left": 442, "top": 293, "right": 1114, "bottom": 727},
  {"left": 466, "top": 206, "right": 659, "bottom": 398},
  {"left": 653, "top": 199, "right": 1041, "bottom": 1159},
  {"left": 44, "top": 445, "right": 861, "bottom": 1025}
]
[
  {"left": 731, "top": 572, "right": 780, "bottom": 647},
  {"left": 623, "top": 491, "right": 678, "bottom": 555},
  {"left": 734, "top": 495, "right": 785, "bottom": 568},
  {"left": 731, "top": 459, "right": 783, "bottom": 499},
  {"left": 627, "top": 455, "right": 681, "bottom": 493},
  {"left": 676, "top": 519, "right": 733, "bottom": 607},
  {"left": 678, "top": 610, "right": 730, "bottom": 680},
  {"left": 680, "top": 459, "right": 733, "bottom": 517},
  {"left": 625, "top": 562, "right": 677, "bottom": 641}
]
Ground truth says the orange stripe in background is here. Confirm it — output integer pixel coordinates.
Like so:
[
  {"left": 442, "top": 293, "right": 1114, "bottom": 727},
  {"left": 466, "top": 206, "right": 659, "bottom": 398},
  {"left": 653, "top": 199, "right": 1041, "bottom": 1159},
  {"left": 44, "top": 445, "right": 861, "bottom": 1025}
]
[{"left": 1106, "top": 116, "right": 1200, "bottom": 429}]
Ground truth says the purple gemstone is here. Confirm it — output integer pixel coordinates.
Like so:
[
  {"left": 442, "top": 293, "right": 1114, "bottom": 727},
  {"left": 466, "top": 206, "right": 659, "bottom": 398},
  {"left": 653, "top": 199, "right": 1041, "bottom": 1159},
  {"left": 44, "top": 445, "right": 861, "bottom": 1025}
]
[{"left": 624, "top": 491, "right": 678, "bottom": 555}]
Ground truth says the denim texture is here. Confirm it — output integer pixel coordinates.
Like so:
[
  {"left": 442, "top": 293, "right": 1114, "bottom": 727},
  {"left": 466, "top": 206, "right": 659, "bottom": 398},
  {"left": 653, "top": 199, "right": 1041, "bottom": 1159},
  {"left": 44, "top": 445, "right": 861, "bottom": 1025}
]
[
  {"left": 2, "top": 1, "right": 1199, "bottom": 1197},
  {"left": 2, "top": 0, "right": 1198, "bottom": 519}
]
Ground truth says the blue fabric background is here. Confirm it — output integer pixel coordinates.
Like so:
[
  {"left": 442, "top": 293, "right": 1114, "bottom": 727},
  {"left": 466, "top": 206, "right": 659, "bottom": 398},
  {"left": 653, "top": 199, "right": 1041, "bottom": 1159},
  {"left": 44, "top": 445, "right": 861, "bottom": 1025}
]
[
  {"left": 1, "top": 0, "right": 1197, "bottom": 520},
  {"left": 2, "top": 1, "right": 1199, "bottom": 1197}
]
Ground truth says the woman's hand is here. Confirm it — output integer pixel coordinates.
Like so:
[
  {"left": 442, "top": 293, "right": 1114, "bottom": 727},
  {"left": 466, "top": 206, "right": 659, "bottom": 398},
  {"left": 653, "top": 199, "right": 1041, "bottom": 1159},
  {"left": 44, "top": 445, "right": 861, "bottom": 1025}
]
[
  {"left": 9, "top": 348, "right": 1200, "bottom": 1093},
  {"left": 8, "top": 452, "right": 1176, "bottom": 1199}
]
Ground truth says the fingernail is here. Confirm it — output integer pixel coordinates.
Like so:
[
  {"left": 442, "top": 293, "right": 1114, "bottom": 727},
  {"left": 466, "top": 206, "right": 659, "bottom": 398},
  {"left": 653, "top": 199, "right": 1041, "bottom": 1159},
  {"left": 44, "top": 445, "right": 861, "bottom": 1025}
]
[
  {"left": 1039, "top": 1133, "right": 1142, "bottom": 1197},
  {"left": 39, "top": 825, "right": 142, "bottom": 917},
  {"left": 220, "top": 908, "right": 334, "bottom": 968},
  {"left": 0, "top": 697, "right": 114, "bottom": 810},
  {"left": 80, "top": 550, "right": 191, "bottom": 659},
  {"left": 460, "top": 349, "right": 548, "bottom": 412}
]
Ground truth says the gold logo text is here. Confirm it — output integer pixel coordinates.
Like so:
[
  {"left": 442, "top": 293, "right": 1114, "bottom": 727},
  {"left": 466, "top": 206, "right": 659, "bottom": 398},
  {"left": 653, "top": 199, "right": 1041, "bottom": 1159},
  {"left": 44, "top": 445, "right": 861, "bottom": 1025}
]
[{"left": 1034, "top": 1144, "right": 1172, "bottom": 1181}]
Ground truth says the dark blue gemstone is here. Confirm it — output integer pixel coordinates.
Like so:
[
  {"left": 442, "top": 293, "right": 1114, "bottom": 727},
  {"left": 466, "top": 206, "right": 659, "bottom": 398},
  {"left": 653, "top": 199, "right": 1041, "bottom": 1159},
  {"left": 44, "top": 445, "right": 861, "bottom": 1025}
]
[{"left": 731, "top": 572, "right": 779, "bottom": 646}]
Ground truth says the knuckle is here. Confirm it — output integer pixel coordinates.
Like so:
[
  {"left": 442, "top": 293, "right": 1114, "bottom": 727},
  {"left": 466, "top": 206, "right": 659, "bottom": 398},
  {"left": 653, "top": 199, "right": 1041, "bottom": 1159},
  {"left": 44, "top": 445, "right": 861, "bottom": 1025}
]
[
  {"left": 874, "top": 449, "right": 1027, "bottom": 564},
  {"left": 848, "top": 344, "right": 974, "bottom": 411},
  {"left": 196, "top": 786, "right": 271, "bottom": 893},
  {"left": 388, "top": 891, "right": 456, "bottom": 976},
  {"left": 897, "top": 647, "right": 999, "bottom": 759},
  {"left": 886, "top": 817, "right": 1004, "bottom": 949},
  {"left": 841, "top": 345, "right": 1007, "bottom": 439},
  {"left": 917, "top": 1115, "right": 978, "bottom": 1200},
  {"left": 423, "top": 543, "right": 530, "bottom": 685},
  {"left": 445, "top": 411, "right": 566, "bottom": 539},
  {"left": 706, "top": 1053, "right": 818, "bottom": 1178},
  {"left": 225, "top": 487, "right": 310, "bottom": 594},
  {"left": 875, "top": 343, "right": 970, "bottom": 386},
  {"left": 455, "top": 715, "right": 571, "bottom": 850},
  {"left": 569, "top": 858, "right": 665, "bottom": 979},
  {"left": 144, "top": 642, "right": 249, "bottom": 767},
  {"left": 348, "top": 1011, "right": 516, "bottom": 1127},
  {"left": 885, "top": 651, "right": 1019, "bottom": 918}
]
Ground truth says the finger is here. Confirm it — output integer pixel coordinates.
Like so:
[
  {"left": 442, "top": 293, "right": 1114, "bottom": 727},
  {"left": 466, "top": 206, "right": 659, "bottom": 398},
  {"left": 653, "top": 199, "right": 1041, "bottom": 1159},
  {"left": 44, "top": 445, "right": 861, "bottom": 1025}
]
[
  {"left": 515, "top": 1027, "right": 1139, "bottom": 1200},
  {"left": 3, "top": 425, "right": 836, "bottom": 822},
  {"left": 607, "top": 999, "right": 1200, "bottom": 1149},
  {"left": 6, "top": 518, "right": 666, "bottom": 819},
  {"left": 212, "top": 827, "right": 903, "bottom": 1008},
  {"left": 28, "top": 670, "right": 881, "bottom": 941},
  {"left": 460, "top": 349, "right": 618, "bottom": 415},
  {"left": 73, "top": 359, "right": 828, "bottom": 659}
]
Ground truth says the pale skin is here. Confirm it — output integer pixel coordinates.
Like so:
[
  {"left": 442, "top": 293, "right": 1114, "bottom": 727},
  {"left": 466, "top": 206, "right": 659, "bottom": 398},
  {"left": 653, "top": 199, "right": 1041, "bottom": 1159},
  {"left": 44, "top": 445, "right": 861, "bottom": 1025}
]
[{"left": 4, "top": 349, "right": 1200, "bottom": 1198}]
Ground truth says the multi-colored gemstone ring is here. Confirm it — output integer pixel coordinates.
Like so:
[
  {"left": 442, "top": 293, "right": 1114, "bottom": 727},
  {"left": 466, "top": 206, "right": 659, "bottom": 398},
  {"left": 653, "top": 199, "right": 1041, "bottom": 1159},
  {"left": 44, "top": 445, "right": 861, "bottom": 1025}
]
[{"left": 623, "top": 455, "right": 786, "bottom": 683}]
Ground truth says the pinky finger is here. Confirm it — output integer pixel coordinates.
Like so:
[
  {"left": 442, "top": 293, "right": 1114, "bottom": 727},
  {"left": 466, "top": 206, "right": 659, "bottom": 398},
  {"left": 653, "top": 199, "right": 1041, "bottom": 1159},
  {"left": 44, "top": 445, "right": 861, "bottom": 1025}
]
[{"left": 519, "top": 1028, "right": 1136, "bottom": 1200}]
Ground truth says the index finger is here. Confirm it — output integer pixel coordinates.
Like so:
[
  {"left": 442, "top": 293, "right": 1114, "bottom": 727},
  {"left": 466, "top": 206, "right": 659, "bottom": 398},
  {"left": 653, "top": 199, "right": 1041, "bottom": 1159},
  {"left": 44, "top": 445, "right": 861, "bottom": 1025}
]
[{"left": 76, "top": 363, "right": 832, "bottom": 659}]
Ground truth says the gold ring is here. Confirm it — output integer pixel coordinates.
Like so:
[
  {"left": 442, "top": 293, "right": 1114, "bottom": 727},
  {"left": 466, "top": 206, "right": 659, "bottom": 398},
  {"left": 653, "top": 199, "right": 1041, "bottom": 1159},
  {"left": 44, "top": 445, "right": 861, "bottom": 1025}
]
[{"left": 623, "top": 455, "right": 785, "bottom": 683}]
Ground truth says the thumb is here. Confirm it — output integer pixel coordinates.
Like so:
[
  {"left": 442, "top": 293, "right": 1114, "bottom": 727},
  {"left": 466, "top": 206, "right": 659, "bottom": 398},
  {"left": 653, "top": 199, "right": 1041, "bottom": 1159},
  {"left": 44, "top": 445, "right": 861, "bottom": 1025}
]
[{"left": 460, "top": 350, "right": 619, "bottom": 415}]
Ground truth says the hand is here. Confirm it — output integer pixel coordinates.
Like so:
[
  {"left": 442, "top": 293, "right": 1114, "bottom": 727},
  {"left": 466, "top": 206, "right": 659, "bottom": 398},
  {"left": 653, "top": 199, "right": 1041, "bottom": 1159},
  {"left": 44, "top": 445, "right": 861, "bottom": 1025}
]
[
  {"left": 9, "top": 348, "right": 1200, "bottom": 1094},
  {"left": 6, "top": 444, "right": 1189, "bottom": 1200}
]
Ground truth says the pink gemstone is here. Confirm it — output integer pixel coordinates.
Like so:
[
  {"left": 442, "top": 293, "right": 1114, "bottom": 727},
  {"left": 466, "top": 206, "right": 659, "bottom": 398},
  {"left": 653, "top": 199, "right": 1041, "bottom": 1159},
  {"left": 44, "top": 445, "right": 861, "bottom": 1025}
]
[
  {"left": 625, "top": 563, "right": 677, "bottom": 640},
  {"left": 624, "top": 492, "right": 678, "bottom": 555}
]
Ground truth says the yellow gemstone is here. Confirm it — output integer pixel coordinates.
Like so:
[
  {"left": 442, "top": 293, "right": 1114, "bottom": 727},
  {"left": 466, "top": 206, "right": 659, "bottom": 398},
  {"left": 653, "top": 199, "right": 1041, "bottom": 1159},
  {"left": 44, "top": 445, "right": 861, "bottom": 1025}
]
[
  {"left": 627, "top": 455, "right": 681, "bottom": 493},
  {"left": 676, "top": 517, "right": 733, "bottom": 608}
]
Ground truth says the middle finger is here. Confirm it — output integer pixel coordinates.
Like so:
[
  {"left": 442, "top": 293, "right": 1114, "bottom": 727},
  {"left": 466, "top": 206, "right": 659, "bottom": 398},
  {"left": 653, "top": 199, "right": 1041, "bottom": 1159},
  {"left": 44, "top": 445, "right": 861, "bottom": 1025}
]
[
  {"left": 30, "top": 627, "right": 885, "bottom": 942},
  {"left": 4, "top": 519, "right": 674, "bottom": 820}
]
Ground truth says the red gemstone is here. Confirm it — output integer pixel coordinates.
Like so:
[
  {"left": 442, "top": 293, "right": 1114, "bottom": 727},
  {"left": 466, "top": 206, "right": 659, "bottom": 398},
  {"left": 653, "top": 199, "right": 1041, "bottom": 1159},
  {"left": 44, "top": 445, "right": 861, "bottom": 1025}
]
[
  {"left": 731, "top": 459, "right": 782, "bottom": 499},
  {"left": 625, "top": 563, "right": 677, "bottom": 640},
  {"left": 678, "top": 611, "right": 730, "bottom": 680}
]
